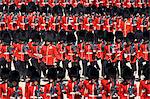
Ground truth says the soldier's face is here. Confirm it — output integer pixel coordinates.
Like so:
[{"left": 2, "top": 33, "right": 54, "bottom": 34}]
[{"left": 34, "top": 81, "right": 38, "bottom": 85}]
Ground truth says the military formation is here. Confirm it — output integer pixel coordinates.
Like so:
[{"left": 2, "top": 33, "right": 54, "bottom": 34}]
[{"left": 0, "top": 0, "right": 150, "bottom": 99}]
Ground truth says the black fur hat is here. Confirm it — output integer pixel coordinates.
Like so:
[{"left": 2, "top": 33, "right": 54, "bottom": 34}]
[
  {"left": 122, "top": 66, "right": 134, "bottom": 80},
  {"left": 30, "top": 71, "right": 40, "bottom": 82},
  {"left": 68, "top": 66, "right": 80, "bottom": 78},
  {"left": 8, "top": 70, "right": 20, "bottom": 82},
  {"left": 67, "top": 32, "right": 76, "bottom": 43},
  {"left": 115, "top": 31, "right": 124, "bottom": 40},
  {"left": 107, "top": 64, "right": 117, "bottom": 78},
  {"left": 47, "top": 68, "right": 57, "bottom": 80},
  {"left": 105, "top": 32, "right": 114, "bottom": 42},
  {"left": 0, "top": 68, "right": 10, "bottom": 80},
  {"left": 57, "top": 67, "right": 65, "bottom": 79},
  {"left": 26, "top": 66, "right": 36, "bottom": 78},
  {"left": 85, "top": 32, "right": 94, "bottom": 42},
  {"left": 87, "top": 65, "right": 99, "bottom": 79}
]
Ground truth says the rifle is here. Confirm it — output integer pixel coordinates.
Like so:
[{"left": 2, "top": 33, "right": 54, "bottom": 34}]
[
  {"left": 35, "top": 84, "right": 43, "bottom": 98},
  {"left": 12, "top": 86, "right": 21, "bottom": 99},
  {"left": 49, "top": 81, "right": 57, "bottom": 98}
]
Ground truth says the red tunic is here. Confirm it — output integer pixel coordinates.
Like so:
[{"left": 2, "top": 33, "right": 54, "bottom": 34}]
[
  {"left": 56, "top": 43, "right": 66, "bottom": 61},
  {"left": 66, "top": 80, "right": 84, "bottom": 99},
  {"left": 7, "top": 87, "right": 23, "bottom": 99},
  {"left": 1, "top": 45, "right": 12, "bottom": 62},
  {"left": 84, "top": 43, "right": 95, "bottom": 62},
  {"left": 96, "top": 42, "right": 104, "bottom": 59},
  {"left": 118, "top": 82, "right": 137, "bottom": 99},
  {"left": 27, "top": 85, "right": 44, "bottom": 99},
  {"left": 77, "top": 42, "right": 86, "bottom": 59},
  {"left": 139, "top": 80, "right": 150, "bottom": 99},
  {"left": 101, "top": 79, "right": 120, "bottom": 99},
  {"left": 0, "top": 82, "right": 7, "bottom": 99},
  {"left": 140, "top": 43, "right": 149, "bottom": 61},
  {"left": 40, "top": 44, "right": 59, "bottom": 65}
]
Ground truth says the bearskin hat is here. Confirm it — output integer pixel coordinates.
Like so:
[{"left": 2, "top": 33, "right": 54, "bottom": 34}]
[
  {"left": 47, "top": 68, "right": 57, "bottom": 80},
  {"left": 68, "top": 66, "right": 80, "bottom": 78},
  {"left": 77, "top": 30, "right": 87, "bottom": 42},
  {"left": 0, "top": 68, "right": 10, "bottom": 80},
  {"left": 107, "top": 64, "right": 117, "bottom": 78},
  {"left": 26, "top": 66, "right": 36, "bottom": 78},
  {"left": 122, "top": 66, "right": 134, "bottom": 80},
  {"left": 134, "top": 30, "right": 143, "bottom": 41},
  {"left": 57, "top": 30, "right": 67, "bottom": 42},
  {"left": 30, "top": 71, "right": 40, "bottom": 82},
  {"left": 105, "top": 32, "right": 114, "bottom": 42},
  {"left": 85, "top": 32, "right": 94, "bottom": 42},
  {"left": 32, "top": 33, "right": 41, "bottom": 43},
  {"left": 87, "top": 65, "right": 99, "bottom": 80},
  {"left": 8, "top": 70, "right": 20, "bottom": 82},
  {"left": 115, "top": 31, "right": 124, "bottom": 41},
  {"left": 67, "top": 32, "right": 76, "bottom": 43},
  {"left": 57, "top": 67, "right": 65, "bottom": 79},
  {"left": 44, "top": 30, "right": 56, "bottom": 42},
  {"left": 126, "top": 32, "right": 135, "bottom": 43}
]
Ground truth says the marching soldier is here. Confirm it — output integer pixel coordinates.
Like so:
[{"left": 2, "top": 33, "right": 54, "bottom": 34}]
[
  {"left": 66, "top": 66, "right": 84, "bottom": 99},
  {"left": 139, "top": 63, "right": 150, "bottom": 99},
  {"left": 40, "top": 31, "right": 59, "bottom": 77},
  {"left": 7, "top": 70, "right": 23, "bottom": 99},
  {"left": 44, "top": 68, "right": 58, "bottom": 99},
  {"left": 118, "top": 66, "right": 137, "bottom": 99},
  {"left": 27, "top": 71, "right": 44, "bottom": 99},
  {"left": 84, "top": 65, "right": 103, "bottom": 99},
  {"left": 13, "top": 33, "right": 30, "bottom": 80},
  {"left": 56, "top": 66, "right": 66, "bottom": 99},
  {"left": 0, "top": 68, "right": 10, "bottom": 98},
  {"left": 101, "top": 64, "right": 119, "bottom": 99},
  {"left": 0, "top": 33, "right": 13, "bottom": 70},
  {"left": 28, "top": 33, "right": 42, "bottom": 76}
]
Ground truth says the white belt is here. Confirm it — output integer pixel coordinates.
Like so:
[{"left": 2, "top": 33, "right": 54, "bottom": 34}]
[
  {"left": 143, "top": 51, "right": 149, "bottom": 53},
  {"left": 68, "top": 53, "right": 74, "bottom": 55},
  {"left": 30, "top": 96, "right": 43, "bottom": 99},
  {"left": 86, "top": 52, "right": 93, "bottom": 54},
  {"left": 18, "top": 52, "right": 28, "bottom": 54},
  {"left": 147, "top": 94, "right": 150, "bottom": 96},
  {"left": 60, "top": 51, "right": 65, "bottom": 54},
  {"left": 97, "top": 50, "right": 102, "bottom": 52},
  {"left": 80, "top": 50, "right": 84, "bottom": 52},
  {"left": 46, "top": 93, "right": 58, "bottom": 97},
  {"left": 106, "top": 53, "right": 112, "bottom": 55},
  {"left": 70, "top": 92, "right": 81, "bottom": 95},
  {"left": 89, "top": 94, "right": 102, "bottom": 97},
  {"left": 4, "top": 52, "right": 10, "bottom": 54}
]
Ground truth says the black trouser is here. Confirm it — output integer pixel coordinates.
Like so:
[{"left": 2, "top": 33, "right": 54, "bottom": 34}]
[
  {"left": 82, "top": 59, "right": 88, "bottom": 76},
  {"left": 15, "top": 60, "right": 26, "bottom": 79},
  {"left": 138, "top": 58, "right": 145, "bottom": 77},
  {"left": 40, "top": 62, "right": 47, "bottom": 77},
  {"left": 31, "top": 58, "right": 41, "bottom": 76}
]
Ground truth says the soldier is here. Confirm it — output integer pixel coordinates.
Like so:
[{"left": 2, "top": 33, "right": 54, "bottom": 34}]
[
  {"left": 40, "top": 31, "right": 59, "bottom": 77},
  {"left": 13, "top": 33, "right": 30, "bottom": 81},
  {"left": 56, "top": 66, "right": 66, "bottom": 99},
  {"left": 66, "top": 66, "right": 84, "bottom": 99},
  {"left": 28, "top": 33, "right": 42, "bottom": 76},
  {"left": 44, "top": 68, "right": 58, "bottom": 99},
  {"left": 0, "top": 68, "right": 10, "bottom": 98},
  {"left": 139, "top": 63, "right": 150, "bottom": 99},
  {"left": 27, "top": 71, "right": 44, "bottom": 99},
  {"left": 118, "top": 66, "right": 137, "bottom": 99},
  {"left": 25, "top": 66, "right": 37, "bottom": 98},
  {"left": 0, "top": 32, "right": 13, "bottom": 70},
  {"left": 115, "top": 31, "right": 124, "bottom": 78},
  {"left": 7, "top": 70, "right": 23, "bottom": 99},
  {"left": 101, "top": 64, "right": 119, "bottom": 99},
  {"left": 84, "top": 65, "right": 103, "bottom": 99}
]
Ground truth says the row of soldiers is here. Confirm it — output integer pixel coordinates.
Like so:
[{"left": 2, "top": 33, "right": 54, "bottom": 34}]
[
  {"left": 0, "top": 29, "right": 149, "bottom": 80},
  {"left": 0, "top": 62, "right": 150, "bottom": 99},
  {"left": 0, "top": 12, "right": 149, "bottom": 33},
  {"left": 1, "top": 0, "right": 150, "bottom": 8}
]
